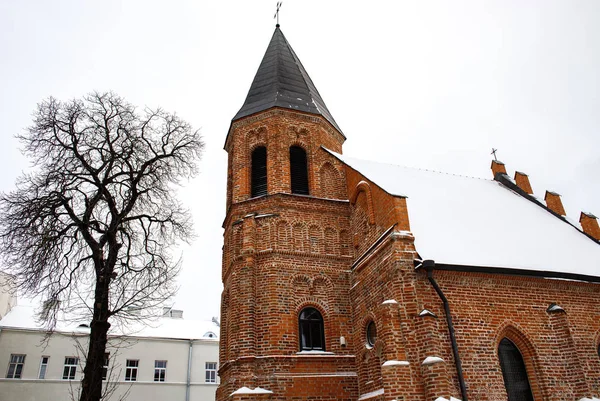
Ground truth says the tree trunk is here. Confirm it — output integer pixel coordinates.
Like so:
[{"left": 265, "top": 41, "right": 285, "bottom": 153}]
[{"left": 80, "top": 265, "right": 111, "bottom": 401}]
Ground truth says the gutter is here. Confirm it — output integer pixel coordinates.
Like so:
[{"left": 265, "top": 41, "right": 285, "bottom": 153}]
[
  {"left": 185, "top": 340, "right": 193, "bottom": 401},
  {"left": 422, "top": 260, "right": 468, "bottom": 401},
  {"left": 433, "top": 262, "right": 600, "bottom": 284}
]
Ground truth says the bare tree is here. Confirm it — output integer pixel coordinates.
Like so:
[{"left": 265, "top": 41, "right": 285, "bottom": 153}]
[{"left": 0, "top": 92, "right": 203, "bottom": 401}]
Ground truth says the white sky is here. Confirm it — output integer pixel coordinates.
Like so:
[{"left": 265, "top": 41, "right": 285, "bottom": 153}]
[{"left": 1, "top": 1, "right": 599, "bottom": 321}]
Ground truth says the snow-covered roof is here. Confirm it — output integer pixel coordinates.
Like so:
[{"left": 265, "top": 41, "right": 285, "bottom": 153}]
[
  {"left": 0, "top": 305, "right": 219, "bottom": 341},
  {"left": 328, "top": 150, "right": 600, "bottom": 279}
]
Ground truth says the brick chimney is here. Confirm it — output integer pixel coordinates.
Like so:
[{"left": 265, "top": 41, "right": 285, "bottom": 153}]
[
  {"left": 579, "top": 212, "right": 600, "bottom": 240},
  {"left": 491, "top": 160, "right": 506, "bottom": 178},
  {"left": 514, "top": 171, "right": 533, "bottom": 195},
  {"left": 544, "top": 191, "right": 566, "bottom": 216}
]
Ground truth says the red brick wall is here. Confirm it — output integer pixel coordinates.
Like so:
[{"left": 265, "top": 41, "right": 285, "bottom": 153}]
[
  {"left": 220, "top": 107, "right": 600, "bottom": 401},
  {"left": 219, "top": 110, "right": 357, "bottom": 401},
  {"left": 416, "top": 270, "right": 600, "bottom": 400}
]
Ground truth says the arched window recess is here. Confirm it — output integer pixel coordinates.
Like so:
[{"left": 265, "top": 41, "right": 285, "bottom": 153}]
[
  {"left": 299, "top": 307, "right": 325, "bottom": 351},
  {"left": 498, "top": 337, "right": 534, "bottom": 401},
  {"left": 251, "top": 146, "right": 267, "bottom": 198},
  {"left": 290, "top": 146, "right": 309, "bottom": 195}
]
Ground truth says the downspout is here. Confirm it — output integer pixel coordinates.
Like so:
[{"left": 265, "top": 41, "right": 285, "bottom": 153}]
[
  {"left": 423, "top": 259, "right": 468, "bottom": 401},
  {"left": 185, "top": 339, "right": 193, "bottom": 401}
]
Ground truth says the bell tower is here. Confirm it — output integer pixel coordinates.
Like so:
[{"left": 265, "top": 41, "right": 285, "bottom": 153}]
[{"left": 218, "top": 26, "right": 357, "bottom": 400}]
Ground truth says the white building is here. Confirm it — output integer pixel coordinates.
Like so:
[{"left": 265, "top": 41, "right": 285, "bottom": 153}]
[
  {"left": 0, "top": 305, "right": 220, "bottom": 401},
  {"left": 0, "top": 272, "right": 16, "bottom": 320}
]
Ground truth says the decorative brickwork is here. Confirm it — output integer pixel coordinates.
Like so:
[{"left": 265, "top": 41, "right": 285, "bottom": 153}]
[
  {"left": 219, "top": 104, "right": 600, "bottom": 400},
  {"left": 219, "top": 35, "right": 600, "bottom": 400}
]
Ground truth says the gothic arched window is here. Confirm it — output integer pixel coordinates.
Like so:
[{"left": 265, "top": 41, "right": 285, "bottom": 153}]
[
  {"left": 290, "top": 146, "right": 309, "bottom": 195},
  {"left": 299, "top": 307, "right": 324, "bottom": 351},
  {"left": 498, "top": 338, "right": 534, "bottom": 401},
  {"left": 251, "top": 146, "right": 267, "bottom": 198}
]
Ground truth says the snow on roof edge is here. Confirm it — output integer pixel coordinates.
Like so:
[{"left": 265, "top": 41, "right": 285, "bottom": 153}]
[{"left": 324, "top": 148, "right": 600, "bottom": 279}]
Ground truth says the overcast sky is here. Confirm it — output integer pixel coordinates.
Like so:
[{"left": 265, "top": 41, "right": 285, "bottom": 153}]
[{"left": 1, "top": 1, "right": 599, "bottom": 321}]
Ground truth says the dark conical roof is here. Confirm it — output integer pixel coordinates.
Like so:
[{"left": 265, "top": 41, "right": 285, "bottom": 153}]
[{"left": 232, "top": 26, "right": 343, "bottom": 136}]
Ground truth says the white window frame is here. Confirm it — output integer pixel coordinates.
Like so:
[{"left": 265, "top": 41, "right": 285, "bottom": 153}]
[
  {"left": 6, "top": 354, "right": 26, "bottom": 379},
  {"left": 38, "top": 356, "right": 49, "bottom": 379},
  {"left": 154, "top": 360, "right": 167, "bottom": 382},
  {"left": 205, "top": 362, "right": 217, "bottom": 383},
  {"left": 125, "top": 359, "right": 139, "bottom": 382},
  {"left": 102, "top": 353, "right": 109, "bottom": 381},
  {"left": 63, "top": 357, "right": 78, "bottom": 380}
]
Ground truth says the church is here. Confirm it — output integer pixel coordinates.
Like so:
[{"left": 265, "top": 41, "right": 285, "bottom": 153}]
[{"left": 217, "top": 24, "right": 600, "bottom": 401}]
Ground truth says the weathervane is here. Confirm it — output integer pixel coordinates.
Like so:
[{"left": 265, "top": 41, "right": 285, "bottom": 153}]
[
  {"left": 491, "top": 148, "right": 498, "bottom": 161},
  {"left": 274, "top": 2, "right": 282, "bottom": 27}
]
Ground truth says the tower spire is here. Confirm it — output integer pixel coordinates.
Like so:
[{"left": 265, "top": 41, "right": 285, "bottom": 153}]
[{"left": 231, "top": 26, "right": 344, "bottom": 136}]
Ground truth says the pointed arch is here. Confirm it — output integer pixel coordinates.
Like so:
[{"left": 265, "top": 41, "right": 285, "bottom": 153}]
[
  {"left": 309, "top": 225, "right": 322, "bottom": 254},
  {"left": 350, "top": 181, "right": 375, "bottom": 225},
  {"left": 277, "top": 220, "right": 290, "bottom": 251},
  {"left": 257, "top": 220, "right": 271, "bottom": 251},
  {"left": 319, "top": 162, "right": 345, "bottom": 199},
  {"left": 324, "top": 227, "right": 337, "bottom": 255},
  {"left": 495, "top": 323, "right": 545, "bottom": 400},
  {"left": 292, "top": 222, "right": 306, "bottom": 252}
]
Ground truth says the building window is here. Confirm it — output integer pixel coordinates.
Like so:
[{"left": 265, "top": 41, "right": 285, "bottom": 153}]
[
  {"left": 251, "top": 146, "right": 267, "bottom": 197},
  {"left": 62, "top": 357, "right": 78, "bottom": 380},
  {"left": 205, "top": 362, "right": 217, "bottom": 383},
  {"left": 290, "top": 146, "right": 309, "bottom": 195},
  {"left": 299, "top": 307, "right": 325, "bottom": 351},
  {"left": 154, "top": 360, "right": 167, "bottom": 382},
  {"left": 102, "top": 353, "right": 109, "bottom": 381},
  {"left": 38, "top": 356, "right": 49, "bottom": 379},
  {"left": 366, "top": 321, "right": 377, "bottom": 347},
  {"left": 125, "top": 359, "right": 139, "bottom": 381},
  {"left": 498, "top": 338, "right": 534, "bottom": 401},
  {"left": 6, "top": 354, "right": 25, "bottom": 379}
]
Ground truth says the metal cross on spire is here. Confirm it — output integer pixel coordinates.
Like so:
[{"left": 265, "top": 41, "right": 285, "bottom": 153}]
[
  {"left": 491, "top": 148, "right": 498, "bottom": 161},
  {"left": 274, "top": 2, "right": 282, "bottom": 27}
]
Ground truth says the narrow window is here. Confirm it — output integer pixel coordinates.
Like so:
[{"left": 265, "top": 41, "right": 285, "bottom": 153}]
[
  {"left": 498, "top": 338, "right": 534, "bottom": 401},
  {"left": 251, "top": 146, "right": 267, "bottom": 197},
  {"left": 62, "top": 357, "right": 78, "bottom": 380},
  {"left": 366, "top": 321, "right": 377, "bottom": 347},
  {"left": 38, "top": 356, "right": 49, "bottom": 379},
  {"left": 290, "top": 146, "right": 309, "bottom": 195},
  {"left": 102, "top": 353, "right": 109, "bottom": 381},
  {"left": 6, "top": 354, "right": 25, "bottom": 379},
  {"left": 154, "top": 360, "right": 167, "bottom": 382},
  {"left": 125, "top": 359, "right": 139, "bottom": 381},
  {"left": 205, "top": 362, "right": 217, "bottom": 383},
  {"left": 299, "top": 307, "right": 325, "bottom": 351}
]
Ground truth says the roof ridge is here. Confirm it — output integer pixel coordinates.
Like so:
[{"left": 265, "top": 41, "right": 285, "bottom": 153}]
[{"left": 323, "top": 147, "right": 490, "bottom": 181}]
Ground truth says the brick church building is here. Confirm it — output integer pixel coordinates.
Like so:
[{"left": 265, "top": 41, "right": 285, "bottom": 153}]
[{"left": 217, "top": 25, "right": 600, "bottom": 401}]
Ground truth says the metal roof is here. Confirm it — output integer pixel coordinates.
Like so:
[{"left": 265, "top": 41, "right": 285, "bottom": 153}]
[{"left": 232, "top": 26, "right": 343, "bottom": 136}]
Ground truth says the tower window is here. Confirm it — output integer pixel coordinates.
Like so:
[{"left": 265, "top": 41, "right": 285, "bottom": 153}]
[
  {"left": 251, "top": 146, "right": 267, "bottom": 197},
  {"left": 290, "top": 146, "right": 309, "bottom": 195},
  {"left": 498, "top": 338, "right": 534, "bottom": 401},
  {"left": 299, "top": 307, "right": 325, "bottom": 351}
]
